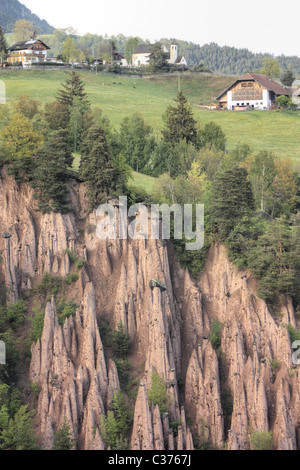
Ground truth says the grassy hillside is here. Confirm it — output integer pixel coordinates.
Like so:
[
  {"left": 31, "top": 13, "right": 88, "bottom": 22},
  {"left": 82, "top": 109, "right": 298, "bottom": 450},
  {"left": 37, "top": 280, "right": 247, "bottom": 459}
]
[{"left": 1, "top": 69, "right": 300, "bottom": 169}]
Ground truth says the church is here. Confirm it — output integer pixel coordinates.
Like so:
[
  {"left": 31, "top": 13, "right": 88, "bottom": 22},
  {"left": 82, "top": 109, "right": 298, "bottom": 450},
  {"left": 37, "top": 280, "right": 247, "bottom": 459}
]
[{"left": 132, "top": 43, "right": 187, "bottom": 67}]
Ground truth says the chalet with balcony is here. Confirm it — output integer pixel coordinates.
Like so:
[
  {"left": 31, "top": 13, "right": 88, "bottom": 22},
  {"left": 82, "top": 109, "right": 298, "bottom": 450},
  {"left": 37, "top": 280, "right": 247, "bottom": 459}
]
[
  {"left": 216, "top": 73, "right": 292, "bottom": 110},
  {"left": 7, "top": 38, "right": 50, "bottom": 67}
]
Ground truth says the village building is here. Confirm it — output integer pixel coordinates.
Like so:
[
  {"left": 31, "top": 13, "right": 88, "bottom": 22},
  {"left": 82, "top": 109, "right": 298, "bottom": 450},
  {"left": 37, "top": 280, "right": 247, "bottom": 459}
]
[
  {"left": 132, "top": 43, "right": 187, "bottom": 67},
  {"left": 112, "top": 51, "right": 128, "bottom": 67},
  {"left": 7, "top": 38, "right": 50, "bottom": 68},
  {"left": 216, "top": 73, "right": 292, "bottom": 110}
]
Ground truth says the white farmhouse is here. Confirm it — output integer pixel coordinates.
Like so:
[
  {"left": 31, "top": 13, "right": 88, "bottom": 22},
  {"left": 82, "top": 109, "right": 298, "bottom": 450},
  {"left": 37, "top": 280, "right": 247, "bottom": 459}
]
[{"left": 132, "top": 43, "right": 187, "bottom": 67}]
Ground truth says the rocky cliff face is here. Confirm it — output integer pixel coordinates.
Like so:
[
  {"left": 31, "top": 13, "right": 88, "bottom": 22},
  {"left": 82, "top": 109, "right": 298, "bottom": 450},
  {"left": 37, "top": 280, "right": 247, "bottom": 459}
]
[{"left": 0, "top": 168, "right": 299, "bottom": 450}]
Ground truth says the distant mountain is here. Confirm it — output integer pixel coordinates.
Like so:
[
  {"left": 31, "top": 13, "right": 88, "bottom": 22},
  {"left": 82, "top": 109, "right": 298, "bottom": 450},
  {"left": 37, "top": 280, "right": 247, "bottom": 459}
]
[{"left": 0, "top": 0, "right": 54, "bottom": 34}]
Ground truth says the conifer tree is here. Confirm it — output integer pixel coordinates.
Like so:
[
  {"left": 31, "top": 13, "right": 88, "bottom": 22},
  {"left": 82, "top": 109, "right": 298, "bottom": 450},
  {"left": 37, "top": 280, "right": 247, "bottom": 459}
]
[
  {"left": 211, "top": 167, "right": 255, "bottom": 239},
  {"left": 31, "top": 129, "right": 72, "bottom": 213},
  {"left": 0, "top": 25, "right": 8, "bottom": 65},
  {"left": 52, "top": 418, "right": 76, "bottom": 450},
  {"left": 162, "top": 92, "right": 198, "bottom": 146},
  {"left": 79, "top": 125, "right": 121, "bottom": 208},
  {"left": 57, "top": 71, "right": 90, "bottom": 151},
  {"left": 57, "top": 71, "right": 89, "bottom": 108}
]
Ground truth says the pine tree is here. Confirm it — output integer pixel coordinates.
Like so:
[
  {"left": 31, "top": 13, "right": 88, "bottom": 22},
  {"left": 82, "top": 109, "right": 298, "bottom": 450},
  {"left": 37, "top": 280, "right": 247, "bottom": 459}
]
[
  {"left": 211, "top": 167, "right": 255, "bottom": 239},
  {"left": 247, "top": 217, "right": 296, "bottom": 301},
  {"left": 57, "top": 71, "right": 89, "bottom": 108},
  {"left": 0, "top": 25, "right": 8, "bottom": 65},
  {"left": 0, "top": 405, "right": 37, "bottom": 450},
  {"left": 57, "top": 72, "right": 90, "bottom": 151},
  {"left": 52, "top": 418, "right": 76, "bottom": 450},
  {"left": 31, "top": 129, "right": 72, "bottom": 213},
  {"left": 79, "top": 125, "right": 119, "bottom": 209},
  {"left": 162, "top": 92, "right": 198, "bottom": 146}
]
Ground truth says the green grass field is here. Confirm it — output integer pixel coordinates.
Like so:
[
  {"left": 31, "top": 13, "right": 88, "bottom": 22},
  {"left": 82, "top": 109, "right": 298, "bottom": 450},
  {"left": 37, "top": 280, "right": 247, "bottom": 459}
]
[{"left": 1, "top": 69, "right": 300, "bottom": 170}]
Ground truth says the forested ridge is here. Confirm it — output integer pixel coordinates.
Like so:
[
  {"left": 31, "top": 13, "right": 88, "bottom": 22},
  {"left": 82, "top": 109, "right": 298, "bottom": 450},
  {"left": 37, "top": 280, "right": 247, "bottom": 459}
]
[
  {"left": 0, "top": 0, "right": 54, "bottom": 34},
  {"left": 42, "top": 32, "right": 300, "bottom": 76}
]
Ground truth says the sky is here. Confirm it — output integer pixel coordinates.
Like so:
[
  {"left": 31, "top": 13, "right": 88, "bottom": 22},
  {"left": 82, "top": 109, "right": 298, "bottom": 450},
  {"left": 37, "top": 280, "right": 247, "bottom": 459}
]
[{"left": 21, "top": 0, "right": 300, "bottom": 57}]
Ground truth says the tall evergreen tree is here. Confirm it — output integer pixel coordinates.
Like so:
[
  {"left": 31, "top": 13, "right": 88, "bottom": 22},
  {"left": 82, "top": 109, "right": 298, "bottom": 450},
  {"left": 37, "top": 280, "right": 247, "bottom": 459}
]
[
  {"left": 31, "top": 129, "right": 72, "bottom": 213},
  {"left": 57, "top": 71, "right": 89, "bottom": 108},
  {"left": 57, "top": 72, "right": 90, "bottom": 152},
  {"left": 0, "top": 25, "right": 8, "bottom": 65},
  {"left": 162, "top": 92, "right": 198, "bottom": 146},
  {"left": 80, "top": 125, "right": 126, "bottom": 209},
  {"left": 118, "top": 113, "right": 155, "bottom": 172},
  {"left": 211, "top": 167, "right": 255, "bottom": 239}
]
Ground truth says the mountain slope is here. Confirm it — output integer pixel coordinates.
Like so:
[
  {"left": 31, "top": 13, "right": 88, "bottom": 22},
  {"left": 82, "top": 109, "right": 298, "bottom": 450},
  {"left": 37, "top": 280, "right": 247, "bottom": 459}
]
[{"left": 0, "top": 0, "right": 54, "bottom": 34}]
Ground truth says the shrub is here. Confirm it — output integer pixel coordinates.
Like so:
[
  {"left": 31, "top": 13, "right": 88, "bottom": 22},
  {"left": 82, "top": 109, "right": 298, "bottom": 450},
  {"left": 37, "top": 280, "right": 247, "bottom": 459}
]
[
  {"left": 29, "top": 302, "right": 45, "bottom": 343},
  {"left": 209, "top": 319, "right": 223, "bottom": 350},
  {"left": 75, "top": 259, "right": 87, "bottom": 270},
  {"left": 100, "top": 390, "right": 132, "bottom": 450},
  {"left": 56, "top": 300, "right": 77, "bottom": 326},
  {"left": 0, "top": 300, "right": 27, "bottom": 331},
  {"left": 111, "top": 322, "right": 130, "bottom": 358},
  {"left": 287, "top": 324, "right": 300, "bottom": 343},
  {"left": 5, "top": 301, "right": 27, "bottom": 330},
  {"left": 52, "top": 418, "right": 77, "bottom": 450},
  {"left": 250, "top": 430, "right": 273, "bottom": 450},
  {"left": 147, "top": 370, "right": 171, "bottom": 414}
]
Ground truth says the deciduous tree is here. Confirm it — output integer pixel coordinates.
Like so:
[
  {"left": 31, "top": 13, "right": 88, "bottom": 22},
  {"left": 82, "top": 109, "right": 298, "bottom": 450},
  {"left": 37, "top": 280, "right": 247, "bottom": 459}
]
[
  {"left": 148, "top": 41, "right": 168, "bottom": 72},
  {"left": 12, "top": 20, "right": 35, "bottom": 42},
  {"left": 260, "top": 57, "right": 281, "bottom": 79}
]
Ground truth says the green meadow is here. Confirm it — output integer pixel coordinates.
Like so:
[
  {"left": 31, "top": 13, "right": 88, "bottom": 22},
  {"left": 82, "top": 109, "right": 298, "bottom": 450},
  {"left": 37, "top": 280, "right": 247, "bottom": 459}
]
[{"left": 1, "top": 69, "right": 300, "bottom": 170}]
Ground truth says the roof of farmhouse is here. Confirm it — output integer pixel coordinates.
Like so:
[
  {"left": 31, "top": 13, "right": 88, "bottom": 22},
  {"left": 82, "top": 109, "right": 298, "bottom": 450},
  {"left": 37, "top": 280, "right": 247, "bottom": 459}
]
[
  {"left": 9, "top": 39, "right": 50, "bottom": 51},
  {"left": 132, "top": 44, "right": 153, "bottom": 54}
]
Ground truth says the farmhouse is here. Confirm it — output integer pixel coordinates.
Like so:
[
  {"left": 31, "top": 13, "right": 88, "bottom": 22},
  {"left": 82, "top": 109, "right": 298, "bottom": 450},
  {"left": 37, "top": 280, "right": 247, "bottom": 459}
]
[
  {"left": 216, "top": 73, "right": 291, "bottom": 110},
  {"left": 112, "top": 51, "right": 128, "bottom": 67},
  {"left": 132, "top": 43, "right": 187, "bottom": 67},
  {"left": 7, "top": 38, "right": 50, "bottom": 68}
]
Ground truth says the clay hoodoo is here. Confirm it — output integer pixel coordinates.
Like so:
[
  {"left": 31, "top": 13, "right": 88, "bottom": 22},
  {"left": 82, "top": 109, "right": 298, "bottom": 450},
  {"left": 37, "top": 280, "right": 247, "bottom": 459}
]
[{"left": 0, "top": 168, "right": 299, "bottom": 450}]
